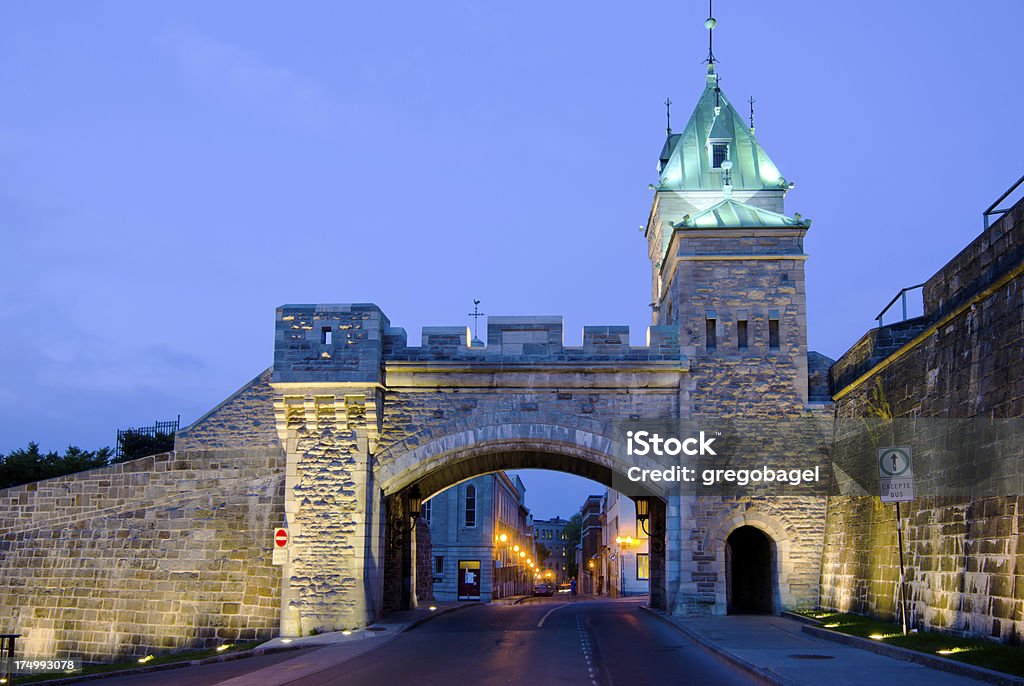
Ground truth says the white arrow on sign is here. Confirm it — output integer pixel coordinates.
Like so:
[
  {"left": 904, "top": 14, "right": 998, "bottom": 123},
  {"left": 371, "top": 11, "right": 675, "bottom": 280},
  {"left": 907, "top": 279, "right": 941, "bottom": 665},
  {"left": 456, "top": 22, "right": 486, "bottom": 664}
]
[{"left": 878, "top": 446, "right": 914, "bottom": 503}]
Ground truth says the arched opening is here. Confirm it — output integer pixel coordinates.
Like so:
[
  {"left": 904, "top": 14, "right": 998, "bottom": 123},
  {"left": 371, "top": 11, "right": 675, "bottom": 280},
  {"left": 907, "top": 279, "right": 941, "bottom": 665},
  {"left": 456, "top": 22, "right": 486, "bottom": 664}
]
[
  {"left": 378, "top": 445, "right": 667, "bottom": 616},
  {"left": 725, "top": 526, "right": 774, "bottom": 614}
]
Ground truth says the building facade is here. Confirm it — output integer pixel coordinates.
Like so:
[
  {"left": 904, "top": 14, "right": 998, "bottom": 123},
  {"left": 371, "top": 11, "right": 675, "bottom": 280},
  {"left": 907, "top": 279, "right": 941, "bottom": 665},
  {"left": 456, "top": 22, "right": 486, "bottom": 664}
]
[
  {"left": 533, "top": 517, "right": 571, "bottom": 583},
  {"left": 579, "top": 495, "right": 605, "bottom": 595},
  {"left": 426, "top": 472, "right": 535, "bottom": 602},
  {"left": 602, "top": 489, "right": 650, "bottom": 597}
]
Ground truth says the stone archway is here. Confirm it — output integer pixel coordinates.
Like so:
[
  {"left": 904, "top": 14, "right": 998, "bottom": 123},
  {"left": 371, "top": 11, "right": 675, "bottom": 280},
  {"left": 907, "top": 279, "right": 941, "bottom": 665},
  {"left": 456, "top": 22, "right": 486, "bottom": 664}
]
[
  {"left": 374, "top": 421, "right": 669, "bottom": 615},
  {"left": 705, "top": 509, "right": 795, "bottom": 616},
  {"left": 726, "top": 526, "right": 774, "bottom": 614}
]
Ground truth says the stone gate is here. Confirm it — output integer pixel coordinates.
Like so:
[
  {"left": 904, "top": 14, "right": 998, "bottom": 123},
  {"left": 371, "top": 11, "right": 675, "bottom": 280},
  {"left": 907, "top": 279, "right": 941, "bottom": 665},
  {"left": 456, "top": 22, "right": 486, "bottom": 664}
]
[{"left": 0, "top": 59, "right": 837, "bottom": 660}]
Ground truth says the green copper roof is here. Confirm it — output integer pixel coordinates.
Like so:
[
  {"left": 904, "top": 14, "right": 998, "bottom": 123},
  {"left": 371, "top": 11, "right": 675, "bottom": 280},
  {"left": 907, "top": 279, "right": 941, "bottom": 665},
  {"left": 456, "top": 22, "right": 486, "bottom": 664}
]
[
  {"left": 658, "top": 67, "right": 789, "bottom": 192},
  {"left": 673, "top": 199, "right": 809, "bottom": 229}
]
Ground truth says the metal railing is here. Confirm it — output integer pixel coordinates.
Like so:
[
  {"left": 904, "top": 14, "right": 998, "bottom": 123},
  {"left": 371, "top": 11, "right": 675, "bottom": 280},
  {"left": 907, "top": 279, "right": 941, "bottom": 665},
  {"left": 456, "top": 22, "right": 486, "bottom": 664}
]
[
  {"left": 983, "top": 173, "right": 1024, "bottom": 229},
  {"left": 115, "top": 416, "right": 180, "bottom": 459},
  {"left": 876, "top": 284, "right": 925, "bottom": 326}
]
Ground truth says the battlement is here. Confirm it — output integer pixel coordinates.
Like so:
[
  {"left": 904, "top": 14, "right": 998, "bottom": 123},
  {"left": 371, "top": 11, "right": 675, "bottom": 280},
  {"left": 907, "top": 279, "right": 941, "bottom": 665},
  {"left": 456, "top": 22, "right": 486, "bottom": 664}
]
[
  {"left": 273, "top": 306, "right": 682, "bottom": 380},
  {"left": 383, "top": 316, "right": 680, "bottom": 363}
]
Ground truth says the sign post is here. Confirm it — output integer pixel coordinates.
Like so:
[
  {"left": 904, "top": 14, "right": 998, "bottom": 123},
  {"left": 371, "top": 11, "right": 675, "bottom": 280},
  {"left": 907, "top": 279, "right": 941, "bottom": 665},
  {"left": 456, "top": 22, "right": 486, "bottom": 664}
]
[{"left": 878, "top": 446, "right": 914, "bottom": 635}]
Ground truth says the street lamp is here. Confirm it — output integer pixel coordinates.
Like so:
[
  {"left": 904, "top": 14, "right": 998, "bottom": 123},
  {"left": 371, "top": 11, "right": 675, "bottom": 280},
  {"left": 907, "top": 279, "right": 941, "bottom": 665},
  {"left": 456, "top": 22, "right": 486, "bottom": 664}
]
[
  {"left": 499, "top": 533, "right": 508, "bottom": 543},
  {"left": 635, "top": 497, "right": 651, "bottom": 536}
]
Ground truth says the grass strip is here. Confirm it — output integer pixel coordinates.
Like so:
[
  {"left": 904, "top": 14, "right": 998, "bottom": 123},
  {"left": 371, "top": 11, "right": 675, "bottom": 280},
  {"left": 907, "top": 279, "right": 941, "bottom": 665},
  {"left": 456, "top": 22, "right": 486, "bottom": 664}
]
[{"left": 793, "top": 610, "right": 1024, "bottom": 678}]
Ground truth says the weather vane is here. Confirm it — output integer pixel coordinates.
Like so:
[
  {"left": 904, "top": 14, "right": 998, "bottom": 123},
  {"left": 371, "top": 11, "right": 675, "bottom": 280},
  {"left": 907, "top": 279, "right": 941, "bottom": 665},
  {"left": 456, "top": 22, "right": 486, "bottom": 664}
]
[
  {"left": 705, "top": 0, "right": 718, "bottom": 66},
  {"left": 664, "top": 97, "right": 672, "bottom": 135},
  {"left": 748, "top": 96, "right": 756, "bottom": 132},
  {"left": 468, "top": 299, "right": 485, "bottom": 342}
]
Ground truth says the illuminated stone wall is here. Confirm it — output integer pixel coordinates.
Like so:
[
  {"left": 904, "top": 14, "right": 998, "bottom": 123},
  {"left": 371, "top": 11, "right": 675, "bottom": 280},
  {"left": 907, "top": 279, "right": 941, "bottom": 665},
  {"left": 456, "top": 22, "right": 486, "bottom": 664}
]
[
  {"left": 0, "top": 448, "right": 284, "bottom": 663},
  {"left": 822, "top": 196, "right": 1024, "bottom": 640}
]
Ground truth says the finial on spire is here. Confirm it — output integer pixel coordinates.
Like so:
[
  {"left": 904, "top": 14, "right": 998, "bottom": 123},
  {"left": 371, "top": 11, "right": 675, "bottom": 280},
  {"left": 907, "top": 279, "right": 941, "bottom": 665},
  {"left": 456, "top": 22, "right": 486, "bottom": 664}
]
[
  {"left": 664, "top": 98, "right": 673, "bottom": 136},
  {"left": 704, "top": 0, "right": 718, "bottom": 67},
  {"left": 467, "top": 299, "right": 485, "bottom": 345},
  {"left": 748, "top": 96, "right": 756, "bottom": 134}
]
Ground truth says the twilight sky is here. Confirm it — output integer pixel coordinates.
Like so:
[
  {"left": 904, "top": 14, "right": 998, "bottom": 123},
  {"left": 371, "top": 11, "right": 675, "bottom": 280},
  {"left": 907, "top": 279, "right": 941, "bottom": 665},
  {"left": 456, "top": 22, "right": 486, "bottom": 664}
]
[{"left": 1, "top": 1, "right": 1022, "bottom": 520}]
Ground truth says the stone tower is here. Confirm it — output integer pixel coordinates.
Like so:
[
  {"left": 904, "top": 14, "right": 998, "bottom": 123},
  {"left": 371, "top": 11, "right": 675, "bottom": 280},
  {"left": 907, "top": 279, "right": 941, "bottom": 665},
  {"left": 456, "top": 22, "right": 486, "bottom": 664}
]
[
  {"left": 645, "top": 57, "right": 830, "bottom": 615},
  {"left": 645, "top": 63, "right": 811, "bottom": 414}
]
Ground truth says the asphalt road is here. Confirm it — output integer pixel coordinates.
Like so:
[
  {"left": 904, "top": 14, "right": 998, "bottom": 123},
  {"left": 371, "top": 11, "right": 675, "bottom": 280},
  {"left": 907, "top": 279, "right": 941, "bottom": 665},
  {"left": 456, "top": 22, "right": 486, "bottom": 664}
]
[
  {"left": 78, "top": 598, "right": 756, "bottom": 685},
  {"left": 289, "top": 598, "right": 754, "bottom": 686}
]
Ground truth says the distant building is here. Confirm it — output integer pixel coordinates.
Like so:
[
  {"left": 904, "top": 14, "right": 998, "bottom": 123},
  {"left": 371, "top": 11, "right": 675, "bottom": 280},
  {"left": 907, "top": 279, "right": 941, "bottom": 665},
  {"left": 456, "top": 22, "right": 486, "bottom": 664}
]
[
  {"left": 533, "top": 516, "right": 571, "bottom": 582},
  {"left": 579, "top": 494, "right": 604, "bottom": 595},
  {"left": 601, "top": 489, "right": 650, "bottom": 597},
  {"left": 425, "top": 472, "right": 535, "bottom": 601}
]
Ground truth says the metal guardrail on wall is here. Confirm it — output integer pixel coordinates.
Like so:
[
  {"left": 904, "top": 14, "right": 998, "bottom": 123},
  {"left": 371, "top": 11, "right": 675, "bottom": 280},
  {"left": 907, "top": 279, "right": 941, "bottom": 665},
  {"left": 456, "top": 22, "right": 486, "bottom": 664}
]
[
  {"left": 983, "top": 173, "right": 1024, "bottom": 230},
  {"left": 875, "top": 284, "right": 925, "bottom": 327}
]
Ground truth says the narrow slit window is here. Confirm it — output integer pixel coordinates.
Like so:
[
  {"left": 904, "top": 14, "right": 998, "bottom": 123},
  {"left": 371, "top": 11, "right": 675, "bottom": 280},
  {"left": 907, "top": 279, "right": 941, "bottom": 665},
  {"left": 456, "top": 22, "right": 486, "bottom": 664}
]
[
  {"left": 706, "top": 317, "right": 717, "bottom": 351},
  {"left": 434, "top": 556, "right": 444, "bottom": 576},
  {"left": 737, "top": 320, "right": 748, "bottom": 350},
  {"left": 768, "top": 319, "right": 780, "bottom": 350},
  {"left": 464, "top": 485, "right": 476, "bottom": 527},
  {"left": 321, "top": 327, "right": 333, "bottom": 345}
]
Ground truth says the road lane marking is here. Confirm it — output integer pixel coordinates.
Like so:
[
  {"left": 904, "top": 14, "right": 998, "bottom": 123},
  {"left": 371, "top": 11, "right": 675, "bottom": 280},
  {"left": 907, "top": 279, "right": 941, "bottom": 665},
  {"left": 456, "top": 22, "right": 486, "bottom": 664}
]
[{"left": 537, "top": 603, "right": 568, "bottom": 628}]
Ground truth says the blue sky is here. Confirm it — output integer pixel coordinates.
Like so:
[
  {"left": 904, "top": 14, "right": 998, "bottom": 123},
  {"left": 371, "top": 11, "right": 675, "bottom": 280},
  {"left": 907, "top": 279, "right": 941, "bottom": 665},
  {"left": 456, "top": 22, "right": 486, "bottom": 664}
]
[{"left": 2, "top": 1, "right": 1022, "bottom": 519}]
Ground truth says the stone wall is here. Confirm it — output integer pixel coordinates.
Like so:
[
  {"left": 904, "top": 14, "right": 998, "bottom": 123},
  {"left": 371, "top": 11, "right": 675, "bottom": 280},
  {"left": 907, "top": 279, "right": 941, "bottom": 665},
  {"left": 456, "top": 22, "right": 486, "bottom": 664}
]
[
  {"left": 822, "top": 195, "right": 1024, "bottom": 640},
  {"left": 0, "top": 448, "right": 285, "bottom": 663}
]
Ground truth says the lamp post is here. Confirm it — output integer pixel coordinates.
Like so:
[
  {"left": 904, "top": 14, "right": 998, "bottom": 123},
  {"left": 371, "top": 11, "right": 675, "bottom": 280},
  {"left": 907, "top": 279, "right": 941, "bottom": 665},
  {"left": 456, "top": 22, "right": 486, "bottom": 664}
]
[{"left": 615, "top": 535, "right": 635, "bottom": 597}]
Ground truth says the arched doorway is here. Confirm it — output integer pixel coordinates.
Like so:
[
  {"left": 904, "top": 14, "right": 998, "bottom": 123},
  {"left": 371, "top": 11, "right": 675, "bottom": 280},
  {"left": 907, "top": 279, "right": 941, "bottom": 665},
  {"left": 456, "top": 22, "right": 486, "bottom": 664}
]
[
  {"left": 725, "top": 526, "right": 774, "bottom": 614},
  {"left": 377, "top": 439, "right": 669, "bottom": 616}
]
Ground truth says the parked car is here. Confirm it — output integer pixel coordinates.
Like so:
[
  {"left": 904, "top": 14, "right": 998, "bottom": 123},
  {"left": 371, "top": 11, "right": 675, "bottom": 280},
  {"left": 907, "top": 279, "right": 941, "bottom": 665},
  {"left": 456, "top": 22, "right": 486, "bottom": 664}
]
[{"left": 532, "top": 582, "right": 554, "bottom": 597}]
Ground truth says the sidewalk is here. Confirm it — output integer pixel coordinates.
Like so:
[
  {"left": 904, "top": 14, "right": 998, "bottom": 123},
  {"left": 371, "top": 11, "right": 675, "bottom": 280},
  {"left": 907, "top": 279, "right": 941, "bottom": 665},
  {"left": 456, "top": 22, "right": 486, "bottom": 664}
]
[
  {"left": 641, "top": 610, "right": 999, "bottom": 686},
  {"left": 29, "top": 601, "right": 476, "bottom": 686},
  {"left": 212, "top": 601, "right": 477, "bottom": 685}
]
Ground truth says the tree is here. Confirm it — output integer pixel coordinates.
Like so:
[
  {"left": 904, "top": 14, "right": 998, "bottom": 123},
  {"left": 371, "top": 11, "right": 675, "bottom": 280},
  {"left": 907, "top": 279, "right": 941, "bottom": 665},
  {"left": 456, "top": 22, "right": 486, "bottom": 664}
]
[
  {"left": 0, "top": 443, "right": 112, "bottom": 489},
  {"left": 564, "top": 513, "right": 582, "bottom": 579},
  {"left": 114, "top": 430, "right": 174, "bottom": 463},
  {"left": 536, "top": 542, "right": 550, "bottom": 569}
]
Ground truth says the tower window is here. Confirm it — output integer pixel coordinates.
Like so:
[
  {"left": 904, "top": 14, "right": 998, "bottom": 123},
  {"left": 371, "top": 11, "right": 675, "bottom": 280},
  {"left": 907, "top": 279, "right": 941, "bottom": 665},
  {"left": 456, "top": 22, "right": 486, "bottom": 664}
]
[
  {"left": 711, "top": 143, "right": 729, "bottom": 169},
  {"left": 768, "top": 319, "right": 780, "bottom": 350},
  {"left": 737, "top": 320, "right": 748, "bottom": 350},
  {"left": 464, "top": 485, "right": 476, "bottom": 527},
  {"left": 705, "top": 316, "right": 717, "bottom": 351},
  {"left": 321, "top": 327, "right": 333, "bottom": 345}
]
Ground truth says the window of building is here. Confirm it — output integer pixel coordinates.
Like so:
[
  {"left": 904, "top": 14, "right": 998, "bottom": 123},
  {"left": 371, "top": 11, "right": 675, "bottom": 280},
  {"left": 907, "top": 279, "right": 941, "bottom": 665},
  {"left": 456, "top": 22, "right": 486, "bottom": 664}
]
[
  {"left": 705, "top": 315, "right": 717, "bottom": 351},
  {"left": 737, "top": 320, "right": 748, "bottom": 350},
  {"left": 434, "top": 556, "right": 444, "bottom": 576},
  {"left": 768, "top": 318, "right": 780, "bottom": 350},
  {"left": 464, "top": 485, "right": 476, "bottom": 527},
  {"left": 711, "top": 142, "right": 729, "bottom": 169},
  {"left": 321, "top": 327, "right": 333, "bottom": 345},
  {"left": 637, "top": 553, "right": 650, "bottom": 581},
  {"left": 421, "top": 499, "right": 431, "bottom": 525}
]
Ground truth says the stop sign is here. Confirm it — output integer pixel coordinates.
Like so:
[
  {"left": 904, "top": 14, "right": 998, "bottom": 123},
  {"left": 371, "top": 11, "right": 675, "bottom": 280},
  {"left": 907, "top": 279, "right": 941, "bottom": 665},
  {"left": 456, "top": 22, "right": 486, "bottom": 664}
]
[{"left": 274, "top": 528, "right": 289, "bottom": 548}]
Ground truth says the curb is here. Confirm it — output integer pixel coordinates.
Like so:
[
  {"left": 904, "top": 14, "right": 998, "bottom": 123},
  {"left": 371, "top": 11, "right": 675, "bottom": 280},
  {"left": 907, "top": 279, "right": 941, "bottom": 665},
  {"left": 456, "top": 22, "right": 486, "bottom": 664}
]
[
  {"left": 802, "top": 625, "right": 1024, "bottom": 686},
  {"left": 17, "top": 644, "right": 306, "bottom": 686},
  {"left": 26, "top": 605, "right": 474, "bottom": 686},
  {"left": 637, "top": 605, "right": 791, "bottom": 686}
]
